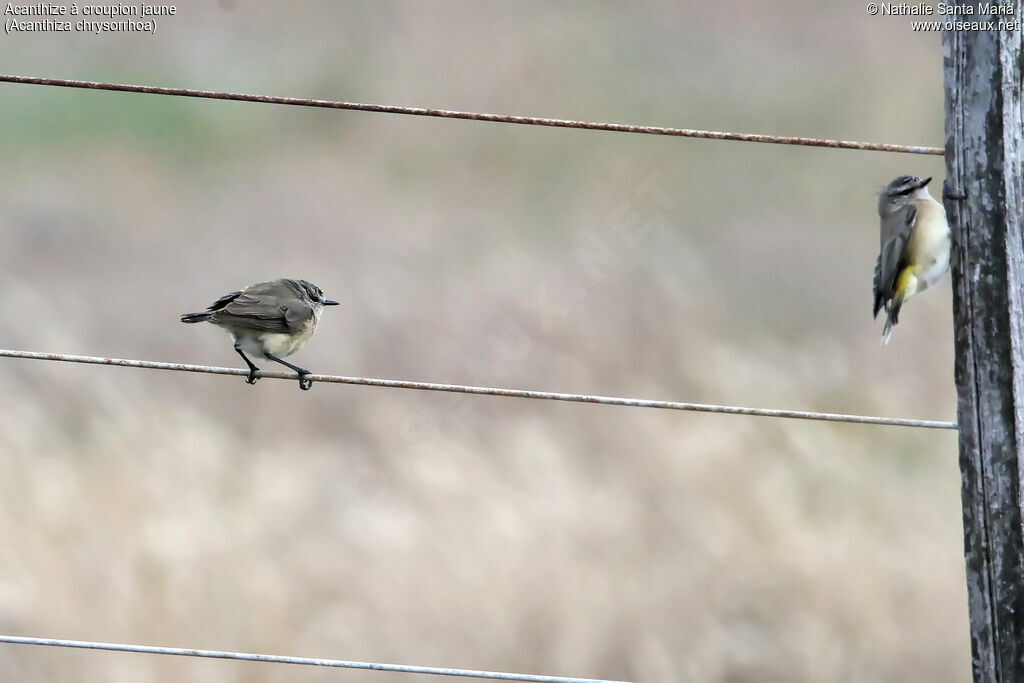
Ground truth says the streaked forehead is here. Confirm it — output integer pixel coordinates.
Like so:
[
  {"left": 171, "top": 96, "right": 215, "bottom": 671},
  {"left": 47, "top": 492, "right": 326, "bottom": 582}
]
[
  {"left": 884, "top": 175, "right": 923, "bottom": 196},
  {"left": 297, "top": 280, "right": 323, "bottom": 298}
]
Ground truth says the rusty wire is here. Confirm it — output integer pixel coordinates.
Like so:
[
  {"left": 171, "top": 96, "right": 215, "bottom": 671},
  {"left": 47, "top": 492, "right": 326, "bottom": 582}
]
[
  {"left": 0, "top": 62, "right": 953, "bottom": 683},
  {"left": 0, "top": 349, "right": 956, "bottom": 429},
  {"left": 0, "top": 74, "right": 943, "bottom": 155}
]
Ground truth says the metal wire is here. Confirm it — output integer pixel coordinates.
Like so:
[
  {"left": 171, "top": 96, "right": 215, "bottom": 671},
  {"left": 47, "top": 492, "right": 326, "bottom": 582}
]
[
  {"left": 0, "top": 349, "right": 956, "bottom": 429},
  {"left": 0, "top": 61, "right": 951, "bottom": 683},
  {"left": 0, "top": 74, "right": 943, "bottom": 155},
  {"left": 0, "top": 635, "right": 629, "bottom": 683}
]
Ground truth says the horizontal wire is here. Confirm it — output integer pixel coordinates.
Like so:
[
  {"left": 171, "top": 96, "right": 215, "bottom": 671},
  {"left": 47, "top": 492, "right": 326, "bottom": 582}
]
[
  {"left": 0, "top": 74, "right": 942, "bottom": 155},
  {"left": 0, "top": 635, "right": 629, "bottom": 683},
  {"left": 0, "top": 349, "right": 956, "bottom": 430}
]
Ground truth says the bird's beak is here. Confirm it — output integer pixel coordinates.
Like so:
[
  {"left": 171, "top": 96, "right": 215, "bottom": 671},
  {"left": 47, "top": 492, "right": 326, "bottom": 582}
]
[
  {"left": 324, "top": 299, "right": 340, "bottom": 306},
  {"left": 918, "top": 176, "right": 933, "bottom": 188}
]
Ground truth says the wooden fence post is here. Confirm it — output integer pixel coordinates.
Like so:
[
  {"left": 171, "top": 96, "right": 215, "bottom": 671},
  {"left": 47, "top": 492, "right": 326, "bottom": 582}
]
[{"left": 943, "top": 5, "right": 1024, "bottom": 681}]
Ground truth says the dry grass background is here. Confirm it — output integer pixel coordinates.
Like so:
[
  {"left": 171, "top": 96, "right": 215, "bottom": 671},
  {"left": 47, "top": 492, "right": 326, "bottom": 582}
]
[{"left": 0, "top": 2, "right": 967, "bottom": 681}]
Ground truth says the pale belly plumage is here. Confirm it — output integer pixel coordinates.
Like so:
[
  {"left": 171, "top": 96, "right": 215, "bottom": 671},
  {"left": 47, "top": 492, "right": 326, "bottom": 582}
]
[
  {"left": 231, "top": 317, "right": 319, "bottom": 359},
  {"left": 904, "top": 199, "right": 951, "bottom": 297}
]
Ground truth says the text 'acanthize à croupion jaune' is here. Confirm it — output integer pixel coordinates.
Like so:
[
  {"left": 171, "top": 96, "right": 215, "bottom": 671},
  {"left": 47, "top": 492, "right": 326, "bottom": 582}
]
[{"left": 3, "top": 3, "right": 176, "bottom": 34}]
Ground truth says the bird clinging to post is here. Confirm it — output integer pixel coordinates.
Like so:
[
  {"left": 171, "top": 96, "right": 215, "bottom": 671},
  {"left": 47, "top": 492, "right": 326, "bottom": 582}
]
[{"left": 873, "top": 175, "right": 951, "bottom": 343}]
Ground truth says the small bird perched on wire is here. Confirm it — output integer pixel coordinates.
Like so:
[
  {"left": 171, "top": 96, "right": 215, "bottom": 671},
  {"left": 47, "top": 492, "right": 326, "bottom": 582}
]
[
  {"left": 181, "top": 278, "right": 339, "bottom": 390},
  {"left": 873, "top": 175, "right": 951, "bottom": 344}
]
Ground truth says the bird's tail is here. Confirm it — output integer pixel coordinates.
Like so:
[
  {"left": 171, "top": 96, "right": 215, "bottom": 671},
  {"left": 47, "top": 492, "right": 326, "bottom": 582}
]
[
  {"left": 881, "top": 268, "right": 921, "bottom": 344},
  {"left": 181, "top": 311, "right": 212, "bottom": 324},
  {"left": 880, "top": 299, "right": 898, "bottom": 345}
]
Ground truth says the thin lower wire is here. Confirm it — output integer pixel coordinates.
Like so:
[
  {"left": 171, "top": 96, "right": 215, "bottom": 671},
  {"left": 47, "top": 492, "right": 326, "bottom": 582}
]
[
  {"left": 0, "top": 349, "right": 956, "bottom": 429},
  {"left": 0, "top": 635, "right": 629, "bottom": 683},
  {"left": 0, "top": 74, "right": 943, "bottom": 155}
]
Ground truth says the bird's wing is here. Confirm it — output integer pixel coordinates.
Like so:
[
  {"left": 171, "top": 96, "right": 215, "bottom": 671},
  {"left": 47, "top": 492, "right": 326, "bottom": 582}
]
[
  {"left": 881, "top": 202, "right": 916, "bottom": 247},
  {"left": 209, "top": 293, "right": 291, "bottom": 332},
  {"left": 282, "top": 302, "right": 313, "bottom": 332},
  {"left": 873, "top": 204, "right": 917, "bottom": 316},
  {"left": 205, "top": 290, "right": 243, "bottom": 311}
]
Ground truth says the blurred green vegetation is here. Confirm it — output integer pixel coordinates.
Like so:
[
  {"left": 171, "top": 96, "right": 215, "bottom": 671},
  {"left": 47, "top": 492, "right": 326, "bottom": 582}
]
[{"left": 0, "top": 3, "right": 966, "bottom": 682}]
